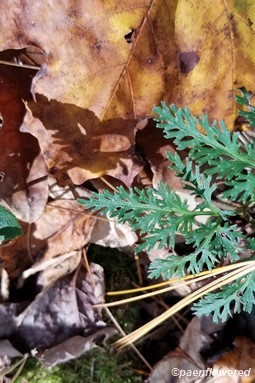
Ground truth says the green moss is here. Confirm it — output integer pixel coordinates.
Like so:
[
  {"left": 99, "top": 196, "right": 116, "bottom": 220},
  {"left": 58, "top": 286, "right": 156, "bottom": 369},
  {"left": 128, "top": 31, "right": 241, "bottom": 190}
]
[{"left": 15, "top": 347, "right": 142, "bottom": 383}]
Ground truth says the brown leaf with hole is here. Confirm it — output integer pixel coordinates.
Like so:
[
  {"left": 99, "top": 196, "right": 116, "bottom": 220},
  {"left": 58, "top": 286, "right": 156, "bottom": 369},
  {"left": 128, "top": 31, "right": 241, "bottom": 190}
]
[{"left": 0, "top": 51, "right": 48, "bottom": 222}]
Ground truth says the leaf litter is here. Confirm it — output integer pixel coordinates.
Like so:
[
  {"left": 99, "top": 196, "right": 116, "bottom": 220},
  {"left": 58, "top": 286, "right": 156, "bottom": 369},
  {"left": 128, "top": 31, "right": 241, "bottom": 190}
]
[{"left": 0, "top": 0, "right": 255, "bottom": 380}]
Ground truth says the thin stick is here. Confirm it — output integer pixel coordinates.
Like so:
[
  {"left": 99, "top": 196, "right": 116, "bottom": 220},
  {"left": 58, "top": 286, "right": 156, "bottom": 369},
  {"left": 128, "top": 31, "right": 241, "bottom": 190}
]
[
  {"left": 82, "top": 248, "right": 96, "bottom": 289},
  {"left": 9, "top": 354, "right": 29, "bottom": 383},
  {"left": 104, "top": 306, "right": 153, "bottom": 371},
  {"left": 101, "top": 261, "right": 255, "bottom": 306},
  {"left": 132, "top": 281, "right": 185, "bottom": 333},
  {"left": 47, "top": 203, "right": 112, "bottom": 223},
  {"left": 134, "top": 254, "right": 143, "bottom": 286},
  {"left": 26, "top": 223, "right": 34, "bottom": 264},
  {"left": 0, "top": 60, "right": 40, "bottom": 70}
]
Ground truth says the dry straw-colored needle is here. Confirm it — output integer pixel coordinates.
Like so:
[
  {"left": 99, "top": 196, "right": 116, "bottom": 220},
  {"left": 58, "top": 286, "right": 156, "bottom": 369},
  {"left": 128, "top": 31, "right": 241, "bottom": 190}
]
[
  {"left": 106, "top": 261, "right": 249, "bottom": 296},
  {"left": 113, "top": 260, "right": 255, "bottom": 349}
]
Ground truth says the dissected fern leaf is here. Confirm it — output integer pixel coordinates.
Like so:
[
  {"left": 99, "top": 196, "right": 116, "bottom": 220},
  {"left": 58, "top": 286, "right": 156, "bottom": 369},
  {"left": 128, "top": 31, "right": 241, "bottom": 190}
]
[
  {"left": 193, "top": 272, "right": 255, "bottom": 322},
  {"left": 153, "top": 102, "right": 255, "bottom": 181},
  {"left": 80, "top": 89, "right": 255, "bottom": 325}
]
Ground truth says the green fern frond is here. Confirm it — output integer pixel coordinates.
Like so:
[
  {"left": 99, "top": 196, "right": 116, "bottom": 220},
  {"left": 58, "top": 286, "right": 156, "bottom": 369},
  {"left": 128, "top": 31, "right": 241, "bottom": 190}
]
[
  {"left": 222, "top": 172, "right": 255, "bottom": 203},
  {"left": 79, "top": 89, "right": 255, "bottom": 325},
  {"left": 78, "top": 181, "right": 219, "bottom": 252},
  {"left": 153, "top": 102, "right": 255, "bottom": 180},
  {"left": 149, "top": 221, "right": 242, "bottom": 279},
  {"left": 193, "top": 272, "right": 255, "bottom": 322}
]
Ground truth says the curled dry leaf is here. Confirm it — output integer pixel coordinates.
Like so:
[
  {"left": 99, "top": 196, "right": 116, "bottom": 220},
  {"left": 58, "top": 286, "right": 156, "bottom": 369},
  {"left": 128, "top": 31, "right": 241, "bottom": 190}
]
[
  {"left": 0, "top": 51, "right": 48, "bottom": 222},
  {"left": 23, "top": 250, "right": 83, "bottom": 290}
]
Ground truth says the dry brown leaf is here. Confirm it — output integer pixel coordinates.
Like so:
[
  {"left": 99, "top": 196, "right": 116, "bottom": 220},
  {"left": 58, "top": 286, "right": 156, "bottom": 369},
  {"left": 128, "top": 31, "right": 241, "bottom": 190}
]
[
  {"left": 0, "top": 264, "right": 107, "bottom": 358},
  {"left": 0, "top": 51, "right": 48, "bottom": 222},
  {"left": 136, "top": 120, "right": 185, "bottom": 190},
  {"left": 90, "top": 212, "right": 138, "bottom": 249},
  {"left": 210, "top": 337, "right": 255, "bottom": 383},
  {"left": 0, "top": 200, "right": 96, "bottom": 279},
  {"left": 1, "top": 1, "right": 255, "bottom": 126},
  {"left": 31, "top": 200, "right": 96, "bottom": 259},
  {"left": 148, "top": 317, "right": 212, "bottom": 383},
  {"left": 23, "top": 250, "right": 82, "bottom": 289},
  {"left": 36, "top": 329, "right": 117, "bottom": 367},
  {"left": 1, "top": 1, "right": 254, "bottom": 185},
  {"left": 21, "top": 95, "right": 143, "bottom": 186}
]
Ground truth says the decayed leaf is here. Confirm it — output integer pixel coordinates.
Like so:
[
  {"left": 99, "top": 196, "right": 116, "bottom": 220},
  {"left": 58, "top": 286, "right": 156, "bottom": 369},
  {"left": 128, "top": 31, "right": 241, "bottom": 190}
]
[
  {"left": 0, "top": 51, "right": 48, "bottom": 222},
  {"left": 36, "top": 329, "right": 117, "bottom": 367},
  {"left": 0, "top": 200, "right": 96, "bottom": 279},
  {"left": 0, "top": 264, "right": 108, "bottom": 362}
]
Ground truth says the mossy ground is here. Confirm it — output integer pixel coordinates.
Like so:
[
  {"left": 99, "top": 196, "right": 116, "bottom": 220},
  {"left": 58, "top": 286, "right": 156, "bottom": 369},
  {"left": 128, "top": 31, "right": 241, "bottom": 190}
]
[{"left": 15, "top": 347, "right": 142, "bottom": 383}]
